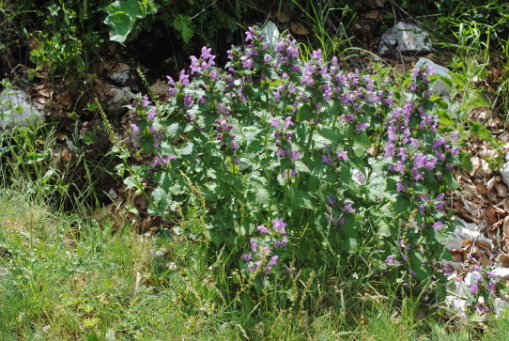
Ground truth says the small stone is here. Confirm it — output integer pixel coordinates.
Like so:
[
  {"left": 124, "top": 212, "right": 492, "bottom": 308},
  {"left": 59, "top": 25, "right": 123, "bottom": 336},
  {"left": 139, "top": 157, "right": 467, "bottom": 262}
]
[
  {"left": 414, "top": 57, "right": 451, "bottom": 94},
  {"left": 262, "top": 21, "right": 280, "bottom": 45},
  {"left": 0, "top": 88, "right": 45, "bottom": 131},
  {"left": 496, "top": 183, "right": 508, "bottom": 197},
  {"left": 501, "top": 161, "right": 509, "bottom": 187},
  {"left": 379, "top": 22, "right": 432, "bottom": 57},
  {"left": 491, "top": 267, "right": 509, "bottom": 280},
  {"left": 495, "top": 298, "right": 509, "bottom": 318}
]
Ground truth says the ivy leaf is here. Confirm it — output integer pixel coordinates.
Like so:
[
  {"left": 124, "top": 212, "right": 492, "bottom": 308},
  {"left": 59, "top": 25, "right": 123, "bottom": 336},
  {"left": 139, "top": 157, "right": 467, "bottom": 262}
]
[
  {"left": 104, "top": 0, "right": 142, "bottom": 43},
  {"left": 173, "top": 15, "right": 195, "bottom": 43}
]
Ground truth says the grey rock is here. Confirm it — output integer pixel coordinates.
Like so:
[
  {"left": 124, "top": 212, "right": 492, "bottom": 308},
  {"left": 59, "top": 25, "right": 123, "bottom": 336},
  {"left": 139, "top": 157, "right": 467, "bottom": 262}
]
[
  {"left": 262, "top": 21, "right": 280, "bottom": 45},
  {"left": 495, "top": 298, "right": 509, "bottom": 318},
  {"left": 491, "top": 267, "right": 509, "bottom": 281},
  {"left": 97, "top": 81, "right": 133, "bottom": 114},
  {"left": 0, "top": 88, "right": 45, "bottom": 131},
  {"left": 414, "top": 57, "right": 451, "bottom": 94},
  {"left": 379, "top": 22, "right": 432, "bottom": 57},
  {"left": 108, "top": 63, "right": 138, "bottom": 90}
]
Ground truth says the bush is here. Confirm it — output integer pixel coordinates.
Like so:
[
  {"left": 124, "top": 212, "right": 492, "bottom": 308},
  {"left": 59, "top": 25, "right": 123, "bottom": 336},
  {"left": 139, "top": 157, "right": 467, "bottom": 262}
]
[{"left": 125, "top": 26, "right": 462, "bottom": 300}]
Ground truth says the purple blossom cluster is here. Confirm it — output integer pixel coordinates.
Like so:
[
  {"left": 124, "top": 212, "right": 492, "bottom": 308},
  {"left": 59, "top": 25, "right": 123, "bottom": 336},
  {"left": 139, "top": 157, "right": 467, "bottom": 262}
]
[
  {"left": 129, "top": 94, "right": 176, "bottom": 167},
  {"left": 242, "top": 218, "right": 289, "bottom": 275},
  {"left": 215, "top": 118, "right": 238, "bottom": 151},
  {"left": 380, "top": 65, "right": 461, "bottom": 231},
  {"left": 270, "top": 116, "right": 300, "bottom": 179}
]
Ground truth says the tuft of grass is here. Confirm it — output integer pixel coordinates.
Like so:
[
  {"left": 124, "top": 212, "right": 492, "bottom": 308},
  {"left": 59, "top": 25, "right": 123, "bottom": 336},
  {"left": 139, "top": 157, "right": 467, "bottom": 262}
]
[{"left": 2, "top": 180, "right": 509, "bottom": 340}]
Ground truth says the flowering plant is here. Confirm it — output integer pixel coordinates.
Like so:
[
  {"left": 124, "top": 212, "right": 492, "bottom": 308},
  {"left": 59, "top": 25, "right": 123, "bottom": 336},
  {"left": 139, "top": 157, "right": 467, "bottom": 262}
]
[{"left": 125, "top": 26, "right": 464, "bottom": 295}]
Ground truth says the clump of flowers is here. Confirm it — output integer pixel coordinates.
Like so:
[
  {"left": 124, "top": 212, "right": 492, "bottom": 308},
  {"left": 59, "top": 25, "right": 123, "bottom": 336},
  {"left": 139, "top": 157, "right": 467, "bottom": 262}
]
[
  {"left": 126, "top": 26, "right": 465, "bottom": 296},
  {"left": 241, "top": 218, "right": 290, "bottom": 277}
]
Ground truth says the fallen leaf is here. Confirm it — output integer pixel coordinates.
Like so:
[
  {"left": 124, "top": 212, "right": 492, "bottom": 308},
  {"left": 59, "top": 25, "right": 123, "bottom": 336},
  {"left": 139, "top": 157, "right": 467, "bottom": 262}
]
[{"left": 290, "top": 22, "right": 309, "bottom": 35}]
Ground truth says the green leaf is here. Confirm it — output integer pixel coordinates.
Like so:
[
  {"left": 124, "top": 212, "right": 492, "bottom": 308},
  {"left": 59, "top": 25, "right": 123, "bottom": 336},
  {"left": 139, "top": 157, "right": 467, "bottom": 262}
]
[
  {"left": 173, "top": 15, "right": 195, "bottom": 43},
  {"left": 104, "top": 0, "right": 142, "bottom": 43},
  {"left": 469, "top": 121, "right": 493, "bottom": 141},
  {"left": 353, "top": 131, "right": 370, "bottom": 157}
]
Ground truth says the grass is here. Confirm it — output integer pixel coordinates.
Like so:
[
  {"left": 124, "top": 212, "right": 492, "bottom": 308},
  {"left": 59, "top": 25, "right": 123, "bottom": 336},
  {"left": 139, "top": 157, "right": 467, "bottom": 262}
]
[{"left": 1, "top": 175, "right": 508, "bottom": 340}]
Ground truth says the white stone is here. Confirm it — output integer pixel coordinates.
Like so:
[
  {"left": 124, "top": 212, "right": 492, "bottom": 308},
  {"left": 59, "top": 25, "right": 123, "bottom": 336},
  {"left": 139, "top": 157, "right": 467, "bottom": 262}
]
[
  {"left": 0, "top": 88, "right": 44, "bottom": 131},
  {"left": 443, "top": 218, "right": 492, "bottom": 250},
  {"left": 414, "top": 57, "right": 451, "bottom": 95},
  {"left": 491, "top": 267, "right": 509, "bottom": 280},
  {"left": 495, "top": 298, "right": 509, "bottom": 318},
  {"left": 352, "top": 168, "right": 367, "bottom": 185},
  {"left": 262, "top": 21, "right": 280, "bottom": 45},
  {"left": 500, "top": 161, "right": 509, "bottom": 188},
  {"left": 444, "top": 295, "right": 467, "bottom": 317}
]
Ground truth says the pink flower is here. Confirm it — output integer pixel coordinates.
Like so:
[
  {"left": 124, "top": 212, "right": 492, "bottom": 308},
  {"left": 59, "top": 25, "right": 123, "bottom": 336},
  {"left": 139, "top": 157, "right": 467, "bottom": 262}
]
[{"left": 257, "top": 225, "right": 270, "bottom": 234}]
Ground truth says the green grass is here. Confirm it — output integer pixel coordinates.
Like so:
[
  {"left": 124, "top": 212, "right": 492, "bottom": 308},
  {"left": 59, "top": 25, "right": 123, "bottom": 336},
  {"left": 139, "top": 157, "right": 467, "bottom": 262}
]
[{"left": 0, "top": 178, "right": 508, "bottom": 340}]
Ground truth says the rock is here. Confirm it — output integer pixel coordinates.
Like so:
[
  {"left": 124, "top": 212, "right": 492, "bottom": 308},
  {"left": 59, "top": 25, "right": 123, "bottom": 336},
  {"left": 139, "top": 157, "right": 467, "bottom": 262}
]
[
  {"left": 108, "top": 62, "right": 138, "bottom": 90},
  {"left": 352, "top": 168, "right": 367, "bottom": 185},
  {"left": 496, "top": 183, "right": 508, "bottom": 197},
  {"left": 414, "top": 57, "right": 451, "bottom": 94},
  {"left": 0, "top": 88, "right": 45, "bottom": 131},
  {"left": 491, "top": 267, "right": 509, "bottom": 280},
  {"left": 443, "top": 218, "right": 492, "bottom": 250},
  {"left": 95, "top": 80, "right": 133, "bottom": 115},
  {"left": 378, "top": 22, "right": 432, "bottom": 57},
  {"left": 500, "top": 153, "right": 509, "bottom": 188},
  {"left": 262, "top": 21, "right": 280, "bottom": 45},
  {"left": 495, "top": 298, "right": 509, "bottom": 318}
]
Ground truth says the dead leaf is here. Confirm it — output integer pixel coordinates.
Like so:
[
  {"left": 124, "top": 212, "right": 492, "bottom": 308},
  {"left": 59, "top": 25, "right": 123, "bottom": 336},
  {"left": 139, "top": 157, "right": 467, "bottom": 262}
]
[
  {"left": 273, "top": 10, "right": 291, "bottom": 23},
  {"left": 290, "top": 22, "right": 309, "bottom": 35},
  {"left": 498, "top": 254, "right": 509, "bottom": 267},
  {"left": 484, "top": 206, "right": 498, "bottom": 228}
]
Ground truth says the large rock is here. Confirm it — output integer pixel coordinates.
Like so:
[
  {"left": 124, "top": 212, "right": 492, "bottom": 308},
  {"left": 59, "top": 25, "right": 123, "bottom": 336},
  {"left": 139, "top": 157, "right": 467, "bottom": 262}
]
[
  {"left": 0, "top": 88, "right": 45, "bottom": 131},
  {"left": 379, "top": 22, "right": 432, "bottom": 57}
]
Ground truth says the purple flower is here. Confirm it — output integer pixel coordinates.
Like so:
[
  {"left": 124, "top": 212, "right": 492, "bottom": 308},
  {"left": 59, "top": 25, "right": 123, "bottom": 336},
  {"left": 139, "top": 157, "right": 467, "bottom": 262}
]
[
  {"left": 230, "top": 140, "right": 239, "bottom": 151},
  {"left": 147, "top": 110, "right": 157, "bottom": 121},
  {"left": 469, "top": 282, "right": 479, "bottom": 295},
  {"left": 385, "top": 255, "right": 401, "bottom": 265},
  {"left": 432, "top": 222, "right": 443, "bottom": 231},
  {"left": 425, "top": 158, "right": 437, "bottom": 171},
  {"left": 250, "top": 238, "right": 258, "bottom": 252},
  {"left": 276, "top": 149, "right": 287, "bottom": 158},
  {"left": 322, "top": 155, "right": 333, "bottom": 165},
  {"left": 242, "top": 253, "right": 253, "bottom": 262},
  {"left": 356, "top": 122, "right": 368, "bottom": 131},
  {"left": 337, "top": 151, "right": 349, "bottom": 161},
  {"left": 268, "top": 256, "right": 278, "bottom": 266},
  {"left": 153, "top": 155, "right": 177, "bottom": 167},
  {"left": 343, "top": 202, "right": 355, "bottom": 213},
  {"left": 242, "top": 58, "right": 254, "bottom": 70},
  {"left": 245, "top": 27, "right": 255, "bottom": 42},
  {"left": 183, "top": 94, "right": 193, "bottom": 107},
  {"left": 200, "top": 46, "right": 213, "bottom": 60},
  {"left": 291, "top": 150, "right": 300, "bottom": 162},
  {"left": 272, "top": 218, "right": 287, "bottom": 233},
  {"left": 274, "top": 239, "right": 288, "bottom": 248},
  {"left": 257, "top": 225, "right": 270, "bottom": 234},
  {"left": 396, "top": 183, "right": 406, "bottom": 192},
  {"left": 179, "top": 70, "right": 189, "bottom": 86},
  {"left": 130, "top": 124, "right": 140, "bottom": 134},
  {"left": 283, "top": 116, "right": 294, "bottom": 128},
  {"left": 414, "top": 153, "right": 426, "bottom": 168}
]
